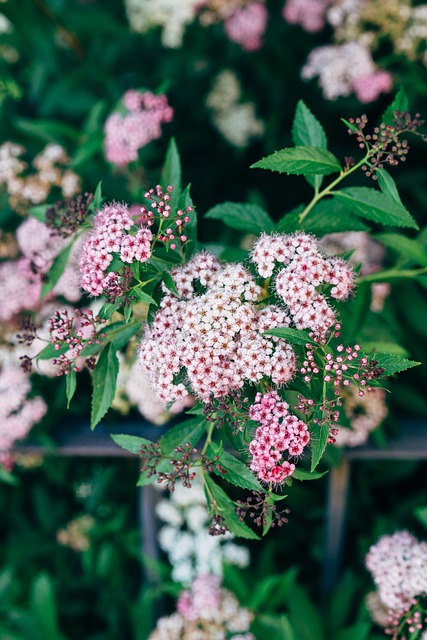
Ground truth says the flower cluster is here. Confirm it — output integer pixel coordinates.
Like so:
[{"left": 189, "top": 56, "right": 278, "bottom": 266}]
[
  {"left": 334, "top": 385, "right": 387, "bottom": 447},
  {"left": 156, "top": 474, "right": 249, "bottom": 584},
  {"left": 248, "top": 390, "right": 310, "bottom": 484},
  {"left": 45, "top": 193, "right": 94, "bottom": 238},
  {"left": 56, "top": 515, "right": 95, "bottom": 552},
  {"left": 149, "top": 574, "right": 255, "bottom": 640},
  {"left": 79, "top": 202, "right": 153, "bottom": 297},
  {"left": 139, "top": 251, "right": 296, "bottom": 403},
  {"left": 222, "top": 1, "right": 267, "bottom": 51},
  {"left": 366, "top": 531, "right": 427, "bottom": 638},
  {"left": 206, "top": 70, "right": 265, "bottom": 148},
  {"left": 0, "top": 142, "right": 80, "bottom": 213},
  {"left": 125, "top": 0, "right": 202, "bottom": 48},
  {"left": 104, "top": 90, "right": 173, "bottom": 166},
  {"left": 140, "top": 184, "right": 192, "bottom": 251},
  {"left": 0, "top": 351, "right": 47, "bottom": 469},
  {"left": 251, "top": 232, "right": 354, "bottom": 334},
  {"left": 282, "top": 0, "right": 333, "bottom": 33}
]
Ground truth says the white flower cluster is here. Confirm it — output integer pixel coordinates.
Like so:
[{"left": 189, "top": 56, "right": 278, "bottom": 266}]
[
  {"left": 206, "top": 70, "right": 264, "bottom": 148},
  {"left": 156, "top": 474, "right": 249, "bottom": 585},
  {"left": 125, "top": 0, "right": 201, "bottom": 47},
  {"left": 366, "top": 531, "right": 427, "bottom": 614},
  {"left": 334, "top": 385, "right": 387, "bottom": 447}
]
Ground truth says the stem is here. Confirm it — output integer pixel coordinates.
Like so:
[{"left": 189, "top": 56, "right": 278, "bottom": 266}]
[
  {"left": 357, "top": 267, "right": 427, "bottom": 284},
  {"left": 201, "top": 421, "right": 215, "bottom": 457},
  {"left": 299, "top": 153, "right": 369, "bottom": 224}
]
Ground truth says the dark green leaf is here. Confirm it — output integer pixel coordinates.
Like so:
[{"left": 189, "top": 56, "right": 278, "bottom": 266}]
[
  {"left": 414, "top": 506, "right": 427, "bottom": 531},
  {"left": 333, "top": 187, "right": 418, "bottom": 229},
  {"left": 296, "top": 199, "right": 370, "bottom": 234},
  {"left": 252, "top": 146, "right": 341, "bottom": 176},
  {"left": 374, "top": 233, "right": 427, "bottom": 267},
  {"left": 204, "top": 475, "right": 260, "bottom": 539},
  {"left": 13, "top": 118, "right": 79, "bottom": 144},
  {"left": 159, "top": 418, "right": 206, "bottom": 454},
  {"left": 372, "top": 353, "right": 421, "bottom": 376},
  {"left": 40, "top": 243, "right": 73, "bottom": 299},
  {"left": 162, "top": 271, "right": 179, "bottom": 296},
  {"left": 205, "top": 202, "right": 274, "bottom": 234},
  {"left": 110, "top": 321, "right": 142, "bottom": 350},
  {"left": 287, "top": 583, "right": 324, "bottom": 640},
  {"left": 91, "top": 343, "right": 119, "bottom": 430},
  {"left": 179, "top": 185, "right": 197, "bottom": 258},
  {"left": 90, "top": 181, "right": 103, "bottom": 213},
  {"left": 376, "top": 168, "right": 403, "bottom": 205},
  {"left": 0, "top": 466, "right": 18, "bottom": 486},
  {"left": 37, "top": 342, "right": 68, "bottom": 361},
  {"left": 341, "top": 118, "right": 359, "bottom": 134},
  {"left": 30, "top": 573, "right": 65, "bottom": 640},
  {"left": 27, "top": 205, "right": 49, "bottom": 223},
  {"left": 292, "top": 101, "right": 327, "bottom": 191},
  {"left": 310, "top": 419, "right": 330, "bottom": 472},
  {"left": 336, "top": 623, "right": 371, "bottom": 640},
  {"left": 209, "top": 444, "right": 262, "bottom": 491},
  {"left": 133, "top": 289, "right": 157, "bottom": 305},
  {"left": 65, "top": 369, "right": 76, "bottom": 409},
  {"left": 111, "top": 434, "right": 153, "bottom": 454},
  {"left": 161, "top": 138, "right": 181, "bottom": 209},
  {"left": 382, "top": 88, "right": 409, "bottom": 126},
  {"left": 263, "top": 327, "right": 314, "bottom": 345},
  {"left": 292, "top": 468, "right": 328, "bottom": 481}
]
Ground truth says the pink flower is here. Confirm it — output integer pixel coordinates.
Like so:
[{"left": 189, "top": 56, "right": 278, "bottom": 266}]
[
  {"left": 224, "top": 2, "right": 267, "bottom": 51},
  {"left": 282, "top": 0, "right": 332, "bottom": 33},
  {"left": 352, "top": 70, "right": 393, "bottom": 104}
]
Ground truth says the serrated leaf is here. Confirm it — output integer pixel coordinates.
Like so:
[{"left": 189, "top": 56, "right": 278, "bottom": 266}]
[
  {"left": 65, "top": 369, "right": 76, "bottom": 409},
  {"left": 310, "top": 419, "right": 330, "bottom": 472},
  {"left": 292, "top": 468, "right": 328, "bottom": 481},
  {"left": 376, "top": 168, "right": 402, "bottom": 205},
  {"left": 382, "top": 88, "right": 409, "bottom": 126},
  {"left": 263, "top": 327, "right": 314, "bottom": 345},
  {"left": 133, "top": 289, "right": 157, "bottom": 305},
  {"left": 209, "top": 444, "right": 262, "bottom": 491},
  {"left": 91, "top": 343, "right": 119, "bottom": 430},
  {"left": 292, "top": 101, "right": 327, "bottom": 191},
  {"left": 373, "top": 352, "right": 420, "bottom": 376},
  {"left": 162, "top": 271, "right": 179, "bottom": 296},
  {"left": 37, "top": 342, "right": 69, "bottom": 361},
  {"left": 297, "top": 199, "right": 369, "bottom": 234},
  {"left": 374, "top": 233, "right": 427, "bottom": 267},
  {"left": 28, "top": 205, "right": 49, "bottom": 222},
  {"left": 252, "top": 146, "right": 341, "bottom": 176},
  {"left": 204, "top": 475, "right": 260, "bottom": 540},
  {"left": 40, "top": 243, "right": 73, "bottom": 299},
  {"left": 161, "top": 138, "right": 181, "bottom": 209},
  {"left": 159, "top": 418, "right": 206, "bottom": 454},
  {"left": 341, "top": 118, "right": 359, "bottom": 134},
  {"left": 90, "top": 181, "right": 103, "bottom": 213},
  {"left": 333, "top": 187, "right": 418, "bottom": 229},
  {"left": 111, "top": 433, "right": 153, "bottom": 454},
  {"left": 205, "top": 202, "right": 274, "bottom": 234}
]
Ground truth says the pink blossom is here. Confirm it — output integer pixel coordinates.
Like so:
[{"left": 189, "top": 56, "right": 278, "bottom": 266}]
[
  {"left": 177, "top": 575, "right": 222, "bottom": 621},
  {"left": 282, "top": 0, "right": 332, "bottom": 33},
  {"left": 104, "top": 91, "right": 173, "bottom": 166},
  {"left": 0, "top": 258, "right": 41, "bottom": 322},
  {"left": 224, "top": 2, "right": 267, "bottom": 51},
  {"left": 352, "top": 69, "right": 393, "bottom": 104}
]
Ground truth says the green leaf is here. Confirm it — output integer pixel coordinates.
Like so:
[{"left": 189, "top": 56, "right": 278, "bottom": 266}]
[
  {"left": 98, "top": 299, "right": 121, "bottom": 320},
  {"left": 208, "top": 444, "right": 262, "bottom": 491},
  {"left": 287, "top": 583, "right": 324, "bottom": 640},
  {"left": 310, "top": 419, "right": 330, "bottom": 472},
  {"left": 27, "top": 205, "right": 49, "bottom": 223},
  {"left": 341, "top": 118, "right": 359, "bottom": 134},
  {"left": 333, "top": 187, "right": 418, "bottom": 229},
  {"left": 133, "top": 289, "right": 157, "bottom": 305},
  {"left": 205, "top": 202, "right": 274, "bottom": 234},
  {"left": 71, "top": 134, "right": 103, "bottom": 168},
  {"left": 292, "top": 101, "right": 327, "bottom": 191},
  {"left": 372, "top": 352, "right": 421, "bottom": 376},
  {"left": 414, "top": 506, "right": 427, "bottom": 531},
  {"left": 111, "top": 434, "right": 153, "bottom": 454},
  {"left": 382, "top": 87, "right": 409, "bottom": 126},
  {"left": 162, "top": 271, "right": 179, "bottom": 296},
  {"left": 263, "top": 327, "right": 314, "bottom": 345},
  {"left": 295, "top": 199, "right": 369, "bottom": 234},
  {"left": 30, "top": 573, "right": 65, "bottom": 640},
  {"left": 90, "top": 343, "right": 119, "bottom": 430},
  {"left": 65, "top": 370, "right": 76, "bottom": 409},
  {"left": 336, "top": 623, "right": 371, "bottom": 640},
  {"left": 376, "top": 168, "right": 403, "bottom": 205},
  {"left": 161, "top": 138, "right": 181, "bottom": 209},
  {"left": 13, "top": 118, "right": 79, "bottom": 144},
  {"left": 179, "top": 184, "right": 197, "bottom": 259},
  {"left": 110, "top": 321, "right": 142, "bottom": 350},
  {"left": 358, "top": 267, "right": 427, "bottom": 283},
  {"left": 204, "top": 475, "right": 260, "bottom": 540},
  {"left": 90, "top": 181, "right": 103, "bottom": 213},
  {"left": 40, "top": 243, "right": 73, "bottom": 299},
  {"left": 37, "top": 342, "right": 69, "bottom": 361},
  {"left": 292, "top": 468, "right": 328, "bottom": 481},
  {"left": 252, "top": 146, "right": 341, "bottom": 176},
  {"left": 0, "top": 466, "right": 18, "bottom": 485},
  {"left": 159, "top": 417, "right": 207, "bottom": 454},
  {"left": 360, "top": 341, "right": 409, "bottom": 357},
  {"left": 374, "top": 233, "right": 427, "bottom": 267}
]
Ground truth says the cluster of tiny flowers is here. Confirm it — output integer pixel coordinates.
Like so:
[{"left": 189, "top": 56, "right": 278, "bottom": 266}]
[
  {"left": 149, "top": 574, "right": 255, "bottom": 640},
  {"left": 319, "top": 231, "right": 390, "bottom": 312},
  {"left": 104, "top": 90, "right": 173, "bottom": 166},
  {"left": 0, "top": 142, "right": 80, "bottom": 213},
  {"left": 56, "top": 515, "right": 95, "bottom": 553},
  {"left": 348, "top": 112, "right": 427, "bottom": 178},
  {"left": 223, "top": 1, "right": 267, "bottom": 51},
  {"left": 45, "top": 193, "right": 93, "bottom": 238},
  {"left": 125, "top": 0, "right": 201, "bottom": 48},
  {"left": 282, "top": 0, "right": 333, "bottom": 33},
  {"left": 301, "top": 41, "right": 392, "bottom": 102},
  {"left": 334, "top": 385, "right": 388, "bottom": 447},
  {"left": 248, "top": 391, "right": 310, "bottom": 485},
  {"left": 251, "top": 232, "right": 354, "bottom": 334},
  {"left": 139, "top": 251, "right": 296, "bottom": 403},
  {"left": 0, "top": 353, "right": 47, "bottom": 469},
  {"left": 206, "top": 70, "right": 264, "bottom": 148},
  {"left": 79, "top": 202, "right": 152, "bottom": 296},
  {"left": 366, "top": 531, "right": 427, "bottom": 637},
  {"left": 156, "top": 474, "right": 249, "bottom": 585},
  {"left": 140, "top": 184, "right": 191, "bottom": 250},
  {"left": 48, "top": 307, "right": 106, "bottom": 375}
]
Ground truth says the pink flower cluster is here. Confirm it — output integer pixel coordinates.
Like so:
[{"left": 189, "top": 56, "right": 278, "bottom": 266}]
[
  {"left": 104, "top": 90, "right": 173, "bottom": 166},
  {"left": 251, "top": 232, "right": 354, "bottom": 334},
  {"left": 224, "top": 1, "right": 267, "bottom": 51},
  {"left": 139, "top": 251, "right": 296, "bottom": 403},
  {"left": 366, "top": 531, "right": 427, "bottom": 624},
  {"left": 282, "top": 0, "right": 332, "bottom": 33},
  {"left": 177, "top": 574, "right": 222, "bottom": 621},
  {"left": 0, "top": 258, "right": 41, "bottom": 323},
  {"left": 0, "top": 361, "right": 47, "bottom": 468},
  {"left": 334, "top": 386, "right": 387, "bottom": 447},
  {"left": 352, "top": 69, "right": 393, "bottom": 104},
  {"left": 248, "top": 390, "right": 310, "bottom": 485},
  {"left": 79, "top": 202, "right": 152, "bottom": 296}
]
